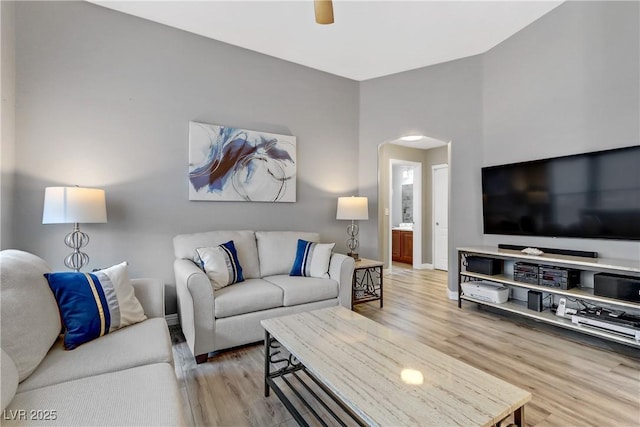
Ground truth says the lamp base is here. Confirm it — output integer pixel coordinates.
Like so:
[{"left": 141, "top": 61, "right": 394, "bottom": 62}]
[
  {"left": 345, "top": 221, "right": 361, "bottom": 261},
  {"left": 64, "top": 223, "right": 90, "bottom": 272}
]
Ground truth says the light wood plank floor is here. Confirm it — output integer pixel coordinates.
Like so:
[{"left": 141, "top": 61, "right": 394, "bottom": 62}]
[{"left": 171, "top": 265, "right": 640, "bottom": 427}]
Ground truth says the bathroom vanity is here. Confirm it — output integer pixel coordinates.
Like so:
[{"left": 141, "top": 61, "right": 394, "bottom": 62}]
[{"left": 392, "top": 226, "right": 413, "bottom": 264}]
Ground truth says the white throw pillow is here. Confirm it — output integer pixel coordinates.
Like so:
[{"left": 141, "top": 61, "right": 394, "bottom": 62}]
[
  {"left": 290, "top": 239, "right": 335, "bottom": 279},
  {"left": 0, "top": 250, "right": 61, "bottom": 382},
  {"left": 256, "top": 231, "right": 320, "bottom": 276},
  {"left": 195, "top": 241, "right": 245, "bottom": 290},
  {"left": 97, "top": 262, "right": 147, "bottom": 329}
]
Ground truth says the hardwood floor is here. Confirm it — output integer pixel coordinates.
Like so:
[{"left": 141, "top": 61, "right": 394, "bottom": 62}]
[{"left": 171, "top": 266, "right": 640, "bottom": 426}]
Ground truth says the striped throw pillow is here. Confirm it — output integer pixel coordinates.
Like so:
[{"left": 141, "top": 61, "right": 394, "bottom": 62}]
[
  {"left": 290, "top": 239, "right": 335, "bottom": 279},
  {"left": 195, "top": 240, "right": 244, "bottom": 290},
  {"left": 44, "top": 262, "right": 147, "bottom": 350}
]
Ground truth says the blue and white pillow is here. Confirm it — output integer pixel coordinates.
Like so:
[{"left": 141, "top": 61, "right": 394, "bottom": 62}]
[
  {"left": 290, "top": 239, "right": 335, "bottom": 279},
  {"left": 195, "top": 240, "right": 244, "bottom": 290},
  {"left": 44, "top": 262, "right": 147, "bottom": 350}
]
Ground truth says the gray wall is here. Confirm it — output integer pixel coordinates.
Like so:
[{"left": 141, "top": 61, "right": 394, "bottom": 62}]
[
  {"left": 1, "top": 0, "right": 16, "bottom": 249},
  {"left": 482, "top": 1, "right": 640, "bottom": 260},
  {"left": 360, "top": 1, "right": 639, "bottom": 292},
  {"left": 360, "top": 56, "right": 485, "bottom": 291},
  {"left": 6, "top": 1, "right": 639, "bottom": 305},
  {"left": 11, "top": 1, "right": 359, "bottom": 313}
]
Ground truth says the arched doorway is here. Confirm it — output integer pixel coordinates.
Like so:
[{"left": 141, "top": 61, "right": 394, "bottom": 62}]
[{"left": 377, "top": 136, "right": 449, "bottom": 271}]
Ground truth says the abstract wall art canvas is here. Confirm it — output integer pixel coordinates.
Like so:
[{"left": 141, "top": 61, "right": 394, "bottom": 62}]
[{"left": 188, "top": 122, "right": 296, "bottom": 202}]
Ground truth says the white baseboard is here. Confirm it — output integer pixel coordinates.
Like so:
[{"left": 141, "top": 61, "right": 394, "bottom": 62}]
[
  {"left": 414, "top": 263, "right": 434, "bottom": 270},
  {"left": 387, "top": 263, "right": 437, "bottom": 270},
  {"left": 447, "top": 288, "right": 459, "bottom": 300},
  {"left": 165, "top": 313, "right": 180, "bottom": 326}
]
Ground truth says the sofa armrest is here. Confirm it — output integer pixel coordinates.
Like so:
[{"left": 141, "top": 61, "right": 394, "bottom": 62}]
[
  {"left": 173, "top": 258, "right": 215, "bottom": 359},
  {"left": 329, "top": 253, "right": 355, "bottom": 309},
  {"left": 131, "top": 278, "right": 165, "bottom": 319}
]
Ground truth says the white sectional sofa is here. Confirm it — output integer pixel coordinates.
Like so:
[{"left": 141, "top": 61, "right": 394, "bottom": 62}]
[
  {"left": 173, "top": 230, "right": 355, "bottom": 363},
  {"left": 0, "top": 250, "right": 184, "bottom": 426}
]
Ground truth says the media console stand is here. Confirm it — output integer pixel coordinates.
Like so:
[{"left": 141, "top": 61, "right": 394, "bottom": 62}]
[{"left": 457, "top": 246, "right": 640, "bottom": 349}]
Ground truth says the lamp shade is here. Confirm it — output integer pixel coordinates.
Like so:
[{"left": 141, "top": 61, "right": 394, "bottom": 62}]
[
  {"left": 42, "top": 187, "right": 107, "bottom": 224},
  {"left": 336, "top": 196, "right": 369, "bottom": 220}
]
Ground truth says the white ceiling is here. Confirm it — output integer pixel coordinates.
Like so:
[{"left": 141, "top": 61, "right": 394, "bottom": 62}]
[{"left": 90, "top": 0, "right": 563, "bottom": 81}]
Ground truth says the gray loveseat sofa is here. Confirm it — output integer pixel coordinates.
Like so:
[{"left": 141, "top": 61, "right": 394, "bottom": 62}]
[
  {"left": 173, "top": 230, "right": 355, "bottom": 363},
  {"left": 0, "top": 250, "right": 184, "bottom": 426}
]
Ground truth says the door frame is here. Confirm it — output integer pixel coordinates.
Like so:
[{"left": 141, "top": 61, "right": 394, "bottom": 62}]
[
  {"left": 432, "top": 163, "right": 449, "bottom": 271},
  {"left": 388, "top": 159, "right": 422, "bottom": 269}
]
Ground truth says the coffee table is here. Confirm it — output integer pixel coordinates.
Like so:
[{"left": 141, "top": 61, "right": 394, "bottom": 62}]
[{"left": 262, "top": 306, "right": 531, "bottom": 427}]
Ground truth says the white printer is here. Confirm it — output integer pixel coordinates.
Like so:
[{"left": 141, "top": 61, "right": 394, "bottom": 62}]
[{"left": 461, "top": 281, "right": 509, "bottom": 304}]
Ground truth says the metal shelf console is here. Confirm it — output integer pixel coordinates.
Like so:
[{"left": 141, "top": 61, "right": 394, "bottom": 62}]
[{"left": 457, "top": 246, "right": 640, "bottom": 349}]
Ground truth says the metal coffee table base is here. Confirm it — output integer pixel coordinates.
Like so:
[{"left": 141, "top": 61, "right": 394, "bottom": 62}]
[{"left": 264, "top": 331, "right": 366, "bottom": 427}]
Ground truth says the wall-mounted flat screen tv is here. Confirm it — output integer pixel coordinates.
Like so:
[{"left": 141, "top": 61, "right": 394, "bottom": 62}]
[{"left": 481, "top": 145, "right": 640, "bottom": 240}]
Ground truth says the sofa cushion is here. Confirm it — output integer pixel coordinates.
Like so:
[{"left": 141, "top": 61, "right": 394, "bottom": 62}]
[
  {"left": 0, "top": 250, "right": 61, "bottom": 382},
  {"left": 173, "top": 230, "right": 260, "bottom": 279},
  {"left": 6, "top": 363, "right": 183, "bottom": 427},
  {"left": 17, "top": 317, "right": 172, "bottom": 393},
  {"left": 290, "top": 239, "right": 335, "bottom": 279},
  {"left": 44, "top": 262, "right": 147, "bottom": 350},
  {"left": 214, "top": 279, "right": 283, "bottom": 318},
  {"left": 1, "top": 348, "right": 18, "bottom": 410},
  {"left": 263, "top": 275, "right": 339, "bottom": 307},
  {"left": 256, "top": 231, "right": 320, "bottom": 277},
  {"left": 195, "top": 241, "right": 244, "bottom": 290}
]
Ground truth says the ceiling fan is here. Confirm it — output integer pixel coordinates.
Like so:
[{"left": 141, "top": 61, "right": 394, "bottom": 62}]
[{"left": 314, "top": 0, "right": 334, "bottom": 25}]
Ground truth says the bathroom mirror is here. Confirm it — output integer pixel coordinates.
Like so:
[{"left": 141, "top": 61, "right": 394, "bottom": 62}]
[{"left": 401, "top": 184, "right": 413, "bottom": 223}]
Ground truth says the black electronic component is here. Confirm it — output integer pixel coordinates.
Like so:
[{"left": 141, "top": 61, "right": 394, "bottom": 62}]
[
  {"left": 527, "top": 290, "right": 543, "bottom": 312},
  {"left": 538, "top": 265, "right": 579, "bottom": 290},
  {"left": 594, "top": 273, "right": 640, "bottom": 303},
  {"left": 465, "top": 256, "right": 503, "bottom": 276},
  {"left": 514, "top": 262, "right": 539, "bottom": 285},
  {"left": 498, "top": 244, "right": 598, "bottom": 259}
]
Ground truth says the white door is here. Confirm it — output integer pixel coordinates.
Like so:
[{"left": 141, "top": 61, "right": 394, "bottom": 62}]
[{"left": 433, "top": 165, "right": 449, "bottom": 271}]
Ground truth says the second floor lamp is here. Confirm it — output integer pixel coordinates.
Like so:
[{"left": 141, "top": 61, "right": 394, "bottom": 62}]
[
  {"left": 42, "top": 186, "right": 107, "bottom": 271},
  {"left": 336, "top": 196, "right": 369, "bottom": 260}
]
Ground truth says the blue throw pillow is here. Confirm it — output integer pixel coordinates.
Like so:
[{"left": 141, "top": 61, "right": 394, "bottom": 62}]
[
  {"left": 44, "top": 262, "right": 147, "bottom": 350},
  {"left": 290, "top": 239, "right": 335, "bottom": 279},
  {"left": 195, "top": 240, "right": 244, "bottom": 290}
]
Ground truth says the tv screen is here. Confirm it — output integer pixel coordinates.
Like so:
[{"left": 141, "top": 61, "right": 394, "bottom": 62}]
[{"left": 481, "top": 145, "right": 640, "bottom": 240}]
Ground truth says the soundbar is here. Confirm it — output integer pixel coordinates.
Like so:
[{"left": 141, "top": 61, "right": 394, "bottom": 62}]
[{"left": 498, "top": 244, "right": 598, "bottom": 259}]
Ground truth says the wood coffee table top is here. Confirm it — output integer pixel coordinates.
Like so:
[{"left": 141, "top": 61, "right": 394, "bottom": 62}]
[{"left": 261, "top": 306, "right": 531, "bottom": 427}]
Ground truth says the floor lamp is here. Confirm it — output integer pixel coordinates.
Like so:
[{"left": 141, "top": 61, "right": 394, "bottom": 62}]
[
  {"left": 42, "top": 186, "right": 107, "bottom": 272},
  {"left": 336, "top": 196, "right": 369, "bottom": 260}
]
